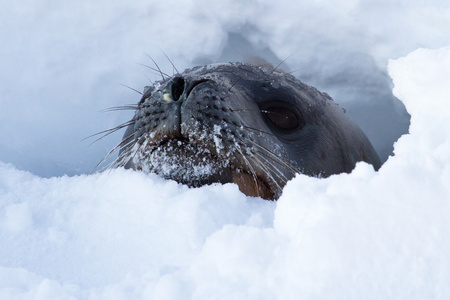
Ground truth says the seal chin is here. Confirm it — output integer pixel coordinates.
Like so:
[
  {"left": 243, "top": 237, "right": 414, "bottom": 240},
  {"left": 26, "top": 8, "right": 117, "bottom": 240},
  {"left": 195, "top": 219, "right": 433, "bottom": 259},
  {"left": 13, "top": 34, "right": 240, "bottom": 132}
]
[
  {"left": 133, "top": 138, "right": 228, "bottom": 184},
  {"left": 132, "top": 136, "right": 275, "bottom": 199},
  {"left": 231, "top": 171, "right": 274, "bottom": 200}
]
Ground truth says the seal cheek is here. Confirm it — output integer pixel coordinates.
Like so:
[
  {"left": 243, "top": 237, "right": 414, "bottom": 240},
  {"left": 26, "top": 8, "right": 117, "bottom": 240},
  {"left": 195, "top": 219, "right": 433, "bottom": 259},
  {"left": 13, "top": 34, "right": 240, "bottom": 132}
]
[{"left": 232, "top": 171, "right": 275, "bottom": 200}]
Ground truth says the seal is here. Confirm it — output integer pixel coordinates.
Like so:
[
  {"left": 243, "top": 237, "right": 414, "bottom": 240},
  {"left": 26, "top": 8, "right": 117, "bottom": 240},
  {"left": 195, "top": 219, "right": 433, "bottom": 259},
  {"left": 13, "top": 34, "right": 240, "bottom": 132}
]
[{"left": 114, "top": 62, "right": 381, "bottom": 200}]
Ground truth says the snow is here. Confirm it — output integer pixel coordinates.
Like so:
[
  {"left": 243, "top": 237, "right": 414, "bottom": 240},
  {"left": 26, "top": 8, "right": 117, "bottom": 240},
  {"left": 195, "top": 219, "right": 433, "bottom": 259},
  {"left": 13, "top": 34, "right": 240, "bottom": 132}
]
[
  {"left": 1, "top": 46, "right": 450, "bottom": 300},
  {"left": 2, "top": 0, "right": 450, "bottom": 299}
]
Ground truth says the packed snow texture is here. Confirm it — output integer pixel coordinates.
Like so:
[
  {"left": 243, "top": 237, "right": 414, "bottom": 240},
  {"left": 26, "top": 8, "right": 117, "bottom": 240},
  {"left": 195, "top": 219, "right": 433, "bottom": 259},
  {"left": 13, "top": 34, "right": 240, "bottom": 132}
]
[
  {"left": 1, "top": 44, "right": 450, "bottom": 299},
  {"left": 2, "top": 1, "right": 450, "bottom": 299}
]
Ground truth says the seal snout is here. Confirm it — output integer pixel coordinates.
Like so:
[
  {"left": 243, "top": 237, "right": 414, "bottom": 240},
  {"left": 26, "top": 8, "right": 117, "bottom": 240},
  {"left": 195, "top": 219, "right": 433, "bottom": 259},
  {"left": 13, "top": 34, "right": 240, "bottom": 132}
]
[{"left": 163, "top": 76, "right": 210, "bottom": 104}]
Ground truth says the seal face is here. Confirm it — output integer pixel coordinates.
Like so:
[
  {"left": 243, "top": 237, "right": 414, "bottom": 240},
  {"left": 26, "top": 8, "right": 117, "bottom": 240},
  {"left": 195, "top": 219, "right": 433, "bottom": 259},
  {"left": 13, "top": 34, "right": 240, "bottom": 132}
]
[{"left": 116, "top": 62, "right": 381, "bottom": 200}]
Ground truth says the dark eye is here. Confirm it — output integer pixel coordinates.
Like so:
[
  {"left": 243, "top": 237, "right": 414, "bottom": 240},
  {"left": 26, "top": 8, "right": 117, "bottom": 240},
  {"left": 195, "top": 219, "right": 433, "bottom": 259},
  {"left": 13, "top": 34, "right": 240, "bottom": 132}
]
[{"left": 261, "top": 104, "right": 304, "bottom": 133}]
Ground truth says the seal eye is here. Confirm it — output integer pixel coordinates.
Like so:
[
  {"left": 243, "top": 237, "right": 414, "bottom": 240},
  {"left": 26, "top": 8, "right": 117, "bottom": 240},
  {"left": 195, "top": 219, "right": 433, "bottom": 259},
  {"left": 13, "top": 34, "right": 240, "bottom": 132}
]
[{"left": 262, "top": 105, "right": 303, "bottom": 132}]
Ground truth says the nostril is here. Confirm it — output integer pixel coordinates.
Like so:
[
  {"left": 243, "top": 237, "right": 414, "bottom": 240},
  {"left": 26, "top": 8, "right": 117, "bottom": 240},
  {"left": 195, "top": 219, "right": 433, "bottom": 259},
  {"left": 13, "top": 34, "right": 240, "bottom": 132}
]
[{"left": 171, "top": 77, "right": 185, "bottom": 101}]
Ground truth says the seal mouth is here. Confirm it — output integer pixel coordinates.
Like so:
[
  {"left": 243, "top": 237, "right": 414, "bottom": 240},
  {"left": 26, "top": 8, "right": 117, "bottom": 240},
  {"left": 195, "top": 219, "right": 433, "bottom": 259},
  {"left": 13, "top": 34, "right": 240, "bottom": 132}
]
[
  {"left": 231, "top": 169, "right": 275, "bottom": 199},
  {"left": 133, "top": 135, "right": 275, "bottom": 199},
  {"left": 134, "top": 136, "right": 231, "bottom": 185}
]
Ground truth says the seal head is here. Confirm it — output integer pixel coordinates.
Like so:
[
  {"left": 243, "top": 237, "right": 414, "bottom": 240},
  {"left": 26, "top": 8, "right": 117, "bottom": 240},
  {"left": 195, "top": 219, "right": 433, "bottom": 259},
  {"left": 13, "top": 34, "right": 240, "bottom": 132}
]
[{"left": 117, "top": 62, "right": 381, "bottom": 199}]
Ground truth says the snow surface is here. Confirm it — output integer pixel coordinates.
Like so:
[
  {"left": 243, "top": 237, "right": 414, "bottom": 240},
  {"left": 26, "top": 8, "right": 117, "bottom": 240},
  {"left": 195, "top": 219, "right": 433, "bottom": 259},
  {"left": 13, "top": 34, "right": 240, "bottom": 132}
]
[
  {"left": 2, "top": 1, "right": 450, "bottom": 299},
  {"left": 1, "top": 46, "right": 450, "bottom": 299}
]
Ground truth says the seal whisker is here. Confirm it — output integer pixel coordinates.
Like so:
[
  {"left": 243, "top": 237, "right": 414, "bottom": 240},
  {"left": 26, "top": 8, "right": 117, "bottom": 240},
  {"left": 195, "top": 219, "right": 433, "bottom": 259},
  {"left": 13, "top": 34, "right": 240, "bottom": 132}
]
[
  {"left": 266, "top": 53, "right": 295, "bottom": 77},
  {"left": 235, "top": 147, "right": 262, "bottom": 198},
  {"left": 161, "top": 50, "right": 180, "bottom": 75},
  {"left": 250, "top": 154, "right": 285, "bottom": 192},
  {"left": 240, "top": 125, "right": 278, "bottom": 138},
  {"left": 145, "top": 54, "right": 169, "bottom": 81},
  {"left": 96, "top": 148, "right": 131, "bottom": 172},
  {"left": 96, "top": 120, "right": 136, "bottom": 135},
  {"left": 137, "top": 63, "right": 170, "bottom": 79},
  {"left": 228, "top": 77, "right": 242, "bottom": 93},
  {"left": 100, "top": 136, "right": 143, "bottom": 172},
  {"left": 259, "top": 151, "right": 299, "bottom": 178},
  {"left": 100, "top": 105, "right": 139, "bottom": 112},
  {"left": 111, "top": 141, "right": 138, "bottom": 169},
  {"left": 255, "top": 148, "right": 299, "bottom": 176},
  {"left": 286, "top": 68, "right": 305, "bottom": 75},
  {"left": 84, "top": 120, "right": 136, "bottom": 144},
  {"left": 242, "top": 137, "right": 300, "bottom": 175},
  {"left": 252, "top": 152, "right": 290, "bottom": 184},
  {"left": 115, "top": 133, "right": 139, "bottom": 155},
  {"left": 92, "top": 132, "right": 139, "bottom": 173},
  {"left": 115, "top": 128, "right": 141, "bottom": 152},
  {"left": 118, "top": 83, "right": 143, "bottom": 95}
]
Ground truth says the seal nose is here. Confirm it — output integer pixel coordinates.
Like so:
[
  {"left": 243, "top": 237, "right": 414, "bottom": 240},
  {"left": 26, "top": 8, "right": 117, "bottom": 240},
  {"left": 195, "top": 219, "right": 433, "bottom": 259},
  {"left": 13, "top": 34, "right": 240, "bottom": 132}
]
[
  {"left": 170, "top": 76, "right": 185, "bottom": 102},
  {"left": 163, "top": 76, "right": 209, "bottom": 103}
]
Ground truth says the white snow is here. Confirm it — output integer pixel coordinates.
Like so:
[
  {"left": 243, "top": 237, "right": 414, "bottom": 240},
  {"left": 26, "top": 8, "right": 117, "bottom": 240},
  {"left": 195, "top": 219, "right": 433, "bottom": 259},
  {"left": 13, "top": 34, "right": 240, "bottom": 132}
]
[
  {"left": 1, "top": 45, "right": 450, "bottom": 300},
  {"left": 2, "top": 0, "right": 450, "bottom": 299}
]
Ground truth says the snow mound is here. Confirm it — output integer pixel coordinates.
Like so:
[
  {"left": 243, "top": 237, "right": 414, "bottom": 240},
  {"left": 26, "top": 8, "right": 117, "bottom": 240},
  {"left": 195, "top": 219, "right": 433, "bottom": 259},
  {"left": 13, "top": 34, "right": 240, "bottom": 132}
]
[{"left": 1, "top": 46, "right": 450, "bottom": 299}]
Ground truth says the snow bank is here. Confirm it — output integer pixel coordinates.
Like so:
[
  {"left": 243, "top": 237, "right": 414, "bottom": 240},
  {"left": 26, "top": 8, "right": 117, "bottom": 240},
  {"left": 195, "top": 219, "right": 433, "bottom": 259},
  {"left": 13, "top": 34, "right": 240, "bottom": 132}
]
[{"left": 1, "top": 46, "right": 450, "bottom": 299}]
